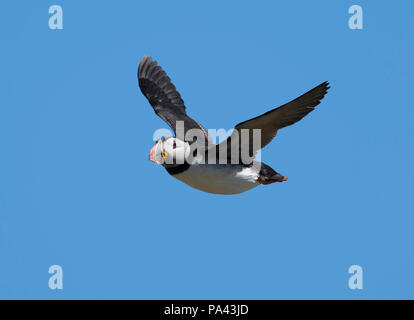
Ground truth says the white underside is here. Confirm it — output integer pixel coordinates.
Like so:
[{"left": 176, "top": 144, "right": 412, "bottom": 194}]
[{"left": 173, "top": 164, "right": 260, "bottom": 195}]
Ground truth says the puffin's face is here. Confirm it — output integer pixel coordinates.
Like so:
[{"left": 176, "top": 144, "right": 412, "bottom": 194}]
[{"left": 149, "top": 137, "right": 190, "bottom": 166}]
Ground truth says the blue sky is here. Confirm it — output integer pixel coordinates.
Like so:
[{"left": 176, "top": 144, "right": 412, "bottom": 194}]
[{"left": 0, "top": 0, "right": 413, "bottom": 299}]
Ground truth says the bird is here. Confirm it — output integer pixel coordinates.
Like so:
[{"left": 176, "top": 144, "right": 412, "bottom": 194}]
[{"left": 138, "top": 55, "right": 329, "bottom": 195}]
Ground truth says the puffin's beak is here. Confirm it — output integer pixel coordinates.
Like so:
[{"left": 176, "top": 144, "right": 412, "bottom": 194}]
[{"left": 149, "top": 141, "right": 160, "bottom": 164}]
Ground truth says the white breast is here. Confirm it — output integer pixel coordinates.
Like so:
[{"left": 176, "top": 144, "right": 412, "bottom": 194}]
[{"left": 172, "top": 164, "right": 260, "bottom": 195}]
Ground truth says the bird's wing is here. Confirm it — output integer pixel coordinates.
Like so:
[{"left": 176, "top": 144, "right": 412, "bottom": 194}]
[
  {"left": 138, "top": 55, "right": 211, "bottom": 145},
  {"left": 213, "top": 81, "right": 330, "bottom": 164}
]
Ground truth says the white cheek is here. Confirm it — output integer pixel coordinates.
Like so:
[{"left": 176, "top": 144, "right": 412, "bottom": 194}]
[
  {"left": 172, "top": 147, "right": 187, "bottom": 164},
  {"left": 163, "top": 151, "right": 174, "bottom": 164}
]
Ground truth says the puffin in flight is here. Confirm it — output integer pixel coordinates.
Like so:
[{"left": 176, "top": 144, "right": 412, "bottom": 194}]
[{"left": 138, "top": 55, "right": 329, "bottom": 195}]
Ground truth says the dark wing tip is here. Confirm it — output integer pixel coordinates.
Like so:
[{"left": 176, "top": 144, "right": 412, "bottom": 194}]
[
  {"left": 296, "top": 81, "right": 330, "bottom": 112},
  {"left": 317, "top": 81, "right": 330, "bottom": 100},
  {"left": 309, "top": 81, "right": 330, "bottom": 101},
  {"left": 137, "top": 55, "right": 185, "bottom": 110},
  {"left": 263, "top": 81, "right": 331, "bottom": 130},
  {"left": 138, "top": 54, "right": 154, "bottom": 79},
  {"left": 320, "top": 81, "right": 330, "bottom": 95}
]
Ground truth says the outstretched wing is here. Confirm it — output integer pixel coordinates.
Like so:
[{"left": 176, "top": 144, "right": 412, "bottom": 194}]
[
  {"left": 138, "top": 55, "right": 211, "bottom": 144},
  {"left": 214, "top": 81, "right": 330, "bottom": 164}
]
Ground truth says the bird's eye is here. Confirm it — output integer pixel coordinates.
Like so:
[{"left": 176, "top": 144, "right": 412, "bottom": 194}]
[{"left": 173, "top": 141, "right": 177, "bottom": 149}]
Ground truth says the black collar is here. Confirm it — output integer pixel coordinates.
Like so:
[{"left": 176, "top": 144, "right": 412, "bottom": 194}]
[{"left": 165, "top": 162, "right": 191, "bottom": 175}]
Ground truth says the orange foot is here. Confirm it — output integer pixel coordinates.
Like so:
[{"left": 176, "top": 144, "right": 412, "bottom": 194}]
[{"left": 258, "top": 176, "right": 288, "bottom": 185}]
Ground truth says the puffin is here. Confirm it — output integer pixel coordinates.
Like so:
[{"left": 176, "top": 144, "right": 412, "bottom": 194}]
[{"left": 138, "top": 55, "right": 329, "bottom": 195}]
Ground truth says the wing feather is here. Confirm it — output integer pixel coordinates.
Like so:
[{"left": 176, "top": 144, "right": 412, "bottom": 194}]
[
  {"left": 214, "top": 81, "right": 330, "bottom": 164},
  {"left": 138, "top": 55, "right": 211, "bottom": 144}
]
